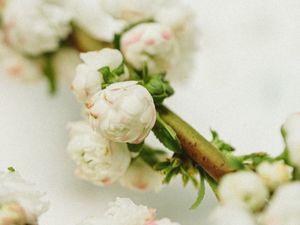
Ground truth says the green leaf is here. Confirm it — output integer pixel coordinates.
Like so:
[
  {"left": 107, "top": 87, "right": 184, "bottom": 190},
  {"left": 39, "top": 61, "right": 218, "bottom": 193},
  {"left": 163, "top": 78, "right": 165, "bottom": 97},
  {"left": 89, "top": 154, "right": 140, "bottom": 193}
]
[
  {"left": 127, "top": 142, "right": 144, "bottom": 153},
  {"left": 113, "top": 33, "right": 122, "bottom": 50},
  {"left": 191, "top": 170, "right": 206, "bottom": 209},
  {"left": 7, "top": 167, "right": 15, "bottom": 173},
  {"left": 43, "top": 53, "right": 57, "bottom": 94},
  {"left": 152, "top": 114, "right": 182, "bottom": 153},
  {"left": 140, "top": 145, "right": 166, "bottom": 167},
  {"left": 144, "top": 75, "right": 174, "bottom": 105},
  {"left": 211, "top": 129, "right": 235, "bottom": 153}
]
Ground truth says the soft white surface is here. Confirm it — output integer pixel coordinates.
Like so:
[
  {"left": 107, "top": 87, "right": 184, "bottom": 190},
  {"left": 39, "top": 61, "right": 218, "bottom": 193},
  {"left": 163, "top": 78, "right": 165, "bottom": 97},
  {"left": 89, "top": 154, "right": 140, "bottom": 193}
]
[{"left": 1, "top": 0, "right": 300, "bottom": 224}]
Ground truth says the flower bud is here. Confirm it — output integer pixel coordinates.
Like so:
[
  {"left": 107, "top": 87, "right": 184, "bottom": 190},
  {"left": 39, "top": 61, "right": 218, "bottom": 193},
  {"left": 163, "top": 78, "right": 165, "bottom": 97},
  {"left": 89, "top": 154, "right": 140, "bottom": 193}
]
[
  {"left": 256, "top": 161, "right": 293, "bottom": 190},
  {"left": 218, "top": 171, "right": 269, "bottom": 211},
  {"left": 261, "top": 182, "right": 300, "bottom": 225},
  {"left": 0, "top": 171, "right": 48, "bottom": 225},
  {"left": 2, "top": 0, "right": 72, "bottom": 56},
  {"left": 71, "top": 48, "right": 128, "bottom": 104},
  {"left": 88, "top": 81, "right": 156, "bottom": 144},
  {"left": 67, "top": 121, "right": 131, "bottom": 186},
  {"left": 120, "top": 158, "right": 163, "bottom": 192},
  {"left": 283, "top": 113, "right": 300, "bottom": 168},
  {"left": 209, "top": 204, "right": 257, "bottom": 225},
  {"left": 121, "top": 23, "right": 179, "bottom": 74}
]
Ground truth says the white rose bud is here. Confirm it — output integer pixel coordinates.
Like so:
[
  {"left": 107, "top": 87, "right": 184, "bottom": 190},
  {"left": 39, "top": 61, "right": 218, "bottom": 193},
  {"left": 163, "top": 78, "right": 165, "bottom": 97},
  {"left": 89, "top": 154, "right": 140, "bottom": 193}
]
[
  {"left": 71, "top": 48, "right": 128, "bottom": 104},
  {"left": 121, "top": 23, "right": 179, "bottom": 74},
  {"left": 102, "top": 0, "right": 163, "bottom": 22},
  {"left": 67, "top": 121, "right": 131, "bottom": 186},
  {"left": 120, "top": 158, "right": 163, "bottom": 192},
  {"left": 88, "top": 81, "right": 156, "bottom": 144},
  {"left": 0, "top": 171, "right": 48, "bottom": 225},
  {"left": 209, "top": 204, "right": 257, "bottom": 225},
  {"left": 65, "top": 0, "right": 125, "bottom": 42},
  {"left": 283, "top": 113, "right": 300, "bottom": 168},
  {"left": 104, "top": 198, "right": 156, "bottom": 225},
  {"left": 256, "top": 161, "right": 293, "bottom": 190},
  {"left": 261, "top": 182, "right": 300, "bottom": 225},
  {"left": 218, "top": 171, "right": 269, "bottom": 211},
  {"left": 2, "top": 0, "right": 72, "bottom": 56}
]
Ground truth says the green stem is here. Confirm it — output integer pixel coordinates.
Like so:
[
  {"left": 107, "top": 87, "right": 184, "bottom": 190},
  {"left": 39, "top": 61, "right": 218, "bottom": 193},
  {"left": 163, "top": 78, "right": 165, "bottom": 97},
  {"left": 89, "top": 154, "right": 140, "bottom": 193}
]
[{"left": 158, "top": 105, "right": 235, "bottom": 181}]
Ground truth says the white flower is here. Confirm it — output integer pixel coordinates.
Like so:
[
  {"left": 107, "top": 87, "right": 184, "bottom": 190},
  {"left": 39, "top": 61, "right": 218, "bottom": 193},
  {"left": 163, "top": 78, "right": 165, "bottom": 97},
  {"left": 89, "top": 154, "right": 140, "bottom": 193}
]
[
  {"left": 121, "top": 23, "right": 179, "bottom": 74},
  {"left": 218, "top": 171, "right": 269, "bottom": 211},
  {"left": 261, "top": 182, "right": 300, "bottom": 225},
  {"left": 155, "top": 218, "right": 181, "bottom": 225},
  {"left": 104, "top": 198, "right": 155, "bottom": 225},
  {"left": 284, "top": 113, "right": 300, "bottom": 168},
  {"left": 102, "top": 0, "right": 163, "bottom": 23},
  {"left": 67, "top": 121, "right": 131, "bottom": 186},
  {"left": 120, "top": 158, "right": 163, "bottom": 192},
  {"left": 78, "top": 217, "right": 108, "bottom": 225},
  {"left": 209, "top": 204, "right": 257, "bottom": 225},
  {"left": 0, "top": 171, "right": 48, "bottom": 225},
  {"left": 52, "top": 47, "right": 81, "bottom": 84},
  {"left": 256, "top": 161, "right": 293, "bottom": 190},
  {"left": 88, "top": 81, "right": 156, "bottom": 144},
  {"left": 2, "top": 0, "right": 71, "bottom": 56},
  {"left": 65, "top": 0, "right": 125, "bottom": 42},
  {"left": 71, "top": 48, "right": 128, "bottom": 104}
]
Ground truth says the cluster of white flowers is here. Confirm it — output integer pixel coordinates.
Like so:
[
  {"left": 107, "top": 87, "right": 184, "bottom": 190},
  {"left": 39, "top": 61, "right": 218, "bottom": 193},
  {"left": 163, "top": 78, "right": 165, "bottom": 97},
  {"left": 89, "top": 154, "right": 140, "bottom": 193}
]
[
  {"left": 209, "top": 158, "right": 295, "bottom": 225},
  {"left": 68, "top": 48, "right": 162, "bottom": 191},
  {"left": 78, "top": 198, "right": 180, "bottom": 225},
  {"left": 0, "top": 170, "right": 48, "bottom": 225}
]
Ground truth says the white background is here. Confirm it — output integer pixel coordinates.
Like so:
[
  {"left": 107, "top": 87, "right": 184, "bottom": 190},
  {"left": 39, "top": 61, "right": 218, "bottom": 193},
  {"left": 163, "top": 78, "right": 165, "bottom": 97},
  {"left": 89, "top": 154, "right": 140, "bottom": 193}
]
[{"left": 1, "top": 0, "right": 300, "bottom": 224}]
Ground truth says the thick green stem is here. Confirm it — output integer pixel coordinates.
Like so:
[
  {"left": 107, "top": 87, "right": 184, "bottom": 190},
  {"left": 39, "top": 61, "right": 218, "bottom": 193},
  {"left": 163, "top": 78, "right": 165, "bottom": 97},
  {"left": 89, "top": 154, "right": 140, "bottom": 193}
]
[{"left": 158, "top": 106, "right": 235, "bottom": 181}]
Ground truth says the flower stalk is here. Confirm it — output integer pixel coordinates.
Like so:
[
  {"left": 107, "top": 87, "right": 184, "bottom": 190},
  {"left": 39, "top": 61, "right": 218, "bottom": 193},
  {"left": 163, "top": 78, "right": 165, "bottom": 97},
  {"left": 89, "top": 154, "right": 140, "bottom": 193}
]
[{"left": 158, "top": 105, "right": 235, "bottom": 181}]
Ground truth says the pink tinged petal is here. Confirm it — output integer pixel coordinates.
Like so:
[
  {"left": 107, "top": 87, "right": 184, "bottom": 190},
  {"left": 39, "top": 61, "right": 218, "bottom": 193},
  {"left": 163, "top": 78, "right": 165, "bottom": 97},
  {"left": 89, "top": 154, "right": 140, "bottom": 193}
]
[
  {"left": 122, "top": 30, "right": 144, "bottom": 49},
  {"left": 161, "top": 30, "right": 172, "bottom": 40},
  {"left": 7, "top": 64, "right": 23, "bottom": 77},
  {"left": 145, "top": 38, "right": 156, "bottom": 45}
]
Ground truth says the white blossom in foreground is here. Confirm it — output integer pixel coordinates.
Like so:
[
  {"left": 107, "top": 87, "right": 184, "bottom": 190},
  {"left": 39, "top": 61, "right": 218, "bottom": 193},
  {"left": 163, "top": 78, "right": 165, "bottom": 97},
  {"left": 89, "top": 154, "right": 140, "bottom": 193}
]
[
  {"left": 155, "top": 218, "right": 181, "bottom": 225},
  {"left": 72, "top": 48, "right": 128, "bottom": 104},
  {"left": 52, "top": 48, "right": 81, "bottom": 84},
  {"left": 102, "top": 0, "right": 163, "bottom": 23},
  {"left": 283, "top": 113, "right": 300, "bottom": 168},
  {"left": 209, "top": 204, "right": 257, "bottom": 225},
  {"left": 121, "top": 23, "right": 179, "bottom": 74},
  {"left": 0, "top": 171, "right": 48, "bottom": 225},
  {"left": 120, "top": 158, "right": 163, "bottom": 192},
  {"left": 67, "top": 121, "right": 131, "bottom": 186},
  {"left": 2, "top": 0, "right": 72, "bottom": 56},
  {"left": 256, "top": 161, "right": 293, "bottom": 190},
  {"left": 65, "top": 0, "right": 125, "bottom": 42},
  {"left": 261, "top": 182, "right": 300, "bottom": 225},
  {"left": 218, "top": 171, "right": 269, "bottom": 211},
  {"left": 88, "top": 81, "right": 156, "bottom": 144}
]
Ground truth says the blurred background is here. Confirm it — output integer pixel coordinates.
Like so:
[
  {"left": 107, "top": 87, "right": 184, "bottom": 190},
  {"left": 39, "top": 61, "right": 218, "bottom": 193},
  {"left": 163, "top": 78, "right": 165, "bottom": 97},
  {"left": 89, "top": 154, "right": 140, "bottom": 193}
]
[{"left": 1, "top": 0, "right": 300, "bottom": 224}]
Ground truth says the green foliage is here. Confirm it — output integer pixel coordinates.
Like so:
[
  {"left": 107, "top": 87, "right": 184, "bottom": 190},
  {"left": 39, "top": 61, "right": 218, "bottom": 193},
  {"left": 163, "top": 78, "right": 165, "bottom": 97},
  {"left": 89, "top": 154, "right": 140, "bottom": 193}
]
[
  {"left": 211, "top": 130, "right": 235, "bottom": 153},
  {"left": 43, "top": 53, "right": 57, "bottom": 94},
  {"left": 152, "top": 114, "right": 182, "bottom": 153},
  {"left": 99, "top": 63, "right": 126, "bottom": 88},
  {"left": 7, "top": 167, "right": 16, "bottom": 173},
  {"left": 191, "top": 169, "right": 206, "bottom": 209}
]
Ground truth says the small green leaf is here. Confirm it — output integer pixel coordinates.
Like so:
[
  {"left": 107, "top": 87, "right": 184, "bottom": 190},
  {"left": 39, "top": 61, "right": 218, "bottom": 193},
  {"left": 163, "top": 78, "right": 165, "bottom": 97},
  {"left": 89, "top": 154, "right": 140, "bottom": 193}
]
[
  {"left": 191, "top": 170, "right": 206, "bottom": 209},
  {"left": 152, "top": 114, "right": 182, "bottom": 153},
  {"left": 211, "top": 129, "right": 235, "bottom": 153},
  {"left": 127, "top": 142, "right": 144, "bottom": 153},
  {"left": 113, "top": 33, "right": 122, "bottom": 50},
  {"left": 112, "top": 63, "right": 125, "bottom": 76},
  {"left": 43, "top": 53, "right": 57, "bottom": 94},
  {"left": 7, "top": 167, "right": 15, "bottom": 173}
]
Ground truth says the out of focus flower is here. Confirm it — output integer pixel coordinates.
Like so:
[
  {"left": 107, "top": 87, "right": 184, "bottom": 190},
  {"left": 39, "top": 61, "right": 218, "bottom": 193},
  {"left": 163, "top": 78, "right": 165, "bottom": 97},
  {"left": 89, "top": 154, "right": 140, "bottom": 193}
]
[
  {"left": 102, "top": 0, "right": 163, "bottom": 23},
  {"left": 120, "top": 158, "right": 163, "bottom": 192},
  {"left": 155, "top": 218, "right": 181, "bottom": 225},
  {"left": 0, "top": 34, "right": 43, "bottom": 82},
  {"left": 120, "top": 23, "right": 179, "bottom": 74},
  {"left": 2, "top": 0, "right": 72, "bottom": 56},
  {"left": 67, "top": 121, "right": 131, "bottom": 186},
  {"left": 0, "top": 171, "right": 48, "bottom": 225},
  {"left": 283, "top": 113, "right": 300, "bottom": 168},
  {"left": 218, "top": 171, "right": 269, "bottom": 211},
  {"left": 257, "top": 161, "right": 293, "bottom": 190},
  {"left": 65, "top": 0, "right": 125, "bottom": 42},
  {"left": 88, "top": 81, "right": 156, "bottom": 144},
  {"left": 209, "top": 204, "right": 257, "bottom": 225},
  {"left": 261, "top": 182, "right": 300, "bottom": 225},
  {"left": 71, "top": 48, "right": 128, "bottom": 104},
  {"left": 52, "top": 47, "right": 81, "bottom": 84}
]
